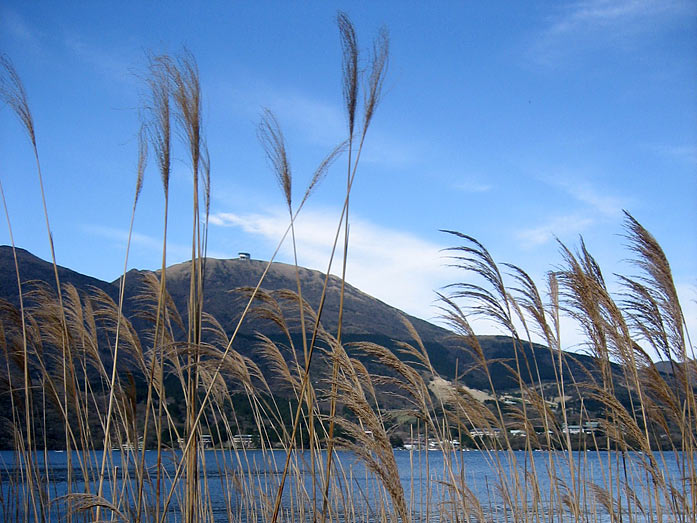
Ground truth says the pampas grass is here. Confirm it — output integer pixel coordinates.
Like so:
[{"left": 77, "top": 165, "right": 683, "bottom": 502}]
[{"left": 1, "top": 13, "right": 695, "bottom": 523}]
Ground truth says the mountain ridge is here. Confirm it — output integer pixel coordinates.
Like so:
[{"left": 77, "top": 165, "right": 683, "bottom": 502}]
[
  {"left": 113, "top": 255, "right": 451, "bottom": 343},
  {"left": 0, "top": 245, "right": 457, "bottom": 360},
  {"left": 0, "top": 244, "right": 605, "bottom": 391}
]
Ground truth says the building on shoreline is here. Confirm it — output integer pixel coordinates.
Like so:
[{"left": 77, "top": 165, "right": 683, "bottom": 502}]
[{"left": 232, "top": 434, "right": 255, "bottom": 449}]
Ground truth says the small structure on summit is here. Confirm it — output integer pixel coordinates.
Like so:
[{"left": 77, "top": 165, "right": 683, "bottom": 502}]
[{"left": 238, "top": 252, "right": 250, "bottom": 260}]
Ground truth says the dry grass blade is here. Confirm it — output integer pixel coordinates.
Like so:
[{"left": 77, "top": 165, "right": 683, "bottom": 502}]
[
  {"left": 332, "top": 350, "right": 409, "bottom": 522},
  {"left": 4, "top": 14, "right": 696, "bottom": 523},
  {"left": 0, "top": 55, "right": 36, "bottom": 146},
  {"left": 623, "top": 211, "right": 689, "bottom": 361},
  {"left": 300, "top": 140, "right": 347, "bottom": 207},
  {"left": 505, "top": 263, "right": 559, "bottom": 349},
  {"left": 146, "top": 54, "right": 172, "bottom": 196},
  {"left": 441, "top": 229, "right": 515, "bottom": 333},
  {"left": 133, "top": 130, "right": 147, "bottom": 206},
  {"left": 167, "top": 49, "right": 202, "bottom": 172},
  {"left": 352, "top": 342, "right": 429, "bottom": 411},
  {"left": 255, "top": 333, "right": 301, "bottom": 395},
  {"left": 52, "top": 492, "right": 128, "bottom": 521},
  {"left": 588, "top": 482, "right": 616, "bottom": 517},
  {"left": 258, "top": 109, "right": 292, "bottom": 208},
  {"left": 337, "top": 11, "right": 358, "bottom": 136},
  {"left": 201, "top": 141, "right": 211, "bottom": 217},
  {"left": 362, "top": 26, "right": 389, "bottom": 132},
  {"left": 556, "top": 241, "right": 614, "bottom": 366}
]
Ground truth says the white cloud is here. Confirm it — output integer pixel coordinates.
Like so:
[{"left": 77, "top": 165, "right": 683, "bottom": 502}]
[
  {"left": 214, "top": 79, "right": 419, "bottom": 169},
  {"left": 1, "top": 8, "right": 42, "bottom": 51},
  {"left": 570, "top": 186, "right": 626, "bottom": 218},
  {"left": 63, "top": 34, "right": 133, "bottom": 84},
  {"left": 515, "top": 174, "right": 629, "bottom": 247},
  {"left": 551, "top": 177, "right": 628, "bottom": 218},
  {"left": 210, "top": 207, "right": 462, "bottom": 323},
  {"left": 548, "top": 0, "right": 685, "bottom": 35},
  {"left": 282, "top": 97, "right": 344, "bottom": 145},
  {"left": 455, "top": 178, "right": 493, "bottom": 193},
  {"left": 651, "top": 144, "right": 697, "bottom": 166},
  {"left": 360, "top": 130, "right": 421, "bottom": 169},
  {"left": 84, "top": 224, "right": 161, "bottom": 250},
  {"left": 517, "top": 214, "right": 595, "bottom": 247},
  {"left": 218, "top": 81, "right": 346, "bottom": 148},
  {"left": 83, "top": 224, "right": 227, "bottom": 262},
  {"left": 530, "top": 0, "right": 690, "bottom": 64}
]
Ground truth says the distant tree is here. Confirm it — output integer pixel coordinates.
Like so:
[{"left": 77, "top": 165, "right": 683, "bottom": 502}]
[{"left": 389, "top": 434, "right": 404, "bottom": 448}]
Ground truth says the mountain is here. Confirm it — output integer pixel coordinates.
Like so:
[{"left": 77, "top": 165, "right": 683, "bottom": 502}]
[
  {"left": 0, "top": 247, "right": 462, "bottom": 373},
  {"left": 0, "top": 245, "right": 603, "bottom": 390},
  {"left": 117, "top": 256, "right": 450, "bottom": 344},
  {"left": 0, "top": 247, "right": 443, "bottom": 341},
  {"left": 0, "top": 246, "right": 116, "bottom": 305}
]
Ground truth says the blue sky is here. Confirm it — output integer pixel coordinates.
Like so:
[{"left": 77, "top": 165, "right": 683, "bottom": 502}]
[{"left": 1, "top": 1, "right": 696, "bottom": 348}]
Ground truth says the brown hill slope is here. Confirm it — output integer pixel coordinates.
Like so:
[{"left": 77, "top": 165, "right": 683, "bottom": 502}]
[
  {"left": 0, "top": 246, "right": 605, "bottom": 390},
  {"left": 0, "top": 245, "right": 117, "bottom": 303},
  {"left": 117, "top": 256, "right": 449, "bottom": 343}
]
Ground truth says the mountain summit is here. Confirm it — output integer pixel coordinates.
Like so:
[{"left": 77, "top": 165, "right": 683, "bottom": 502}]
[
  {"left": 117, "top": 255, "right": 449, "bottom": 342},
  {"left": 0, "top": 245, "right": 601, "bottom": 390}
]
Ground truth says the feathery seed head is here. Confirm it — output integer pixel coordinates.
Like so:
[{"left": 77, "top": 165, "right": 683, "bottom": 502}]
[
  {"left": 0, "top": 55, "right": 36, "bottom": 147},
  {"left": 258, "top": 109, "right": 292, "bottom": 209},
  {"left": 337, "top": 12, "right": 358, "bottom": 137}
]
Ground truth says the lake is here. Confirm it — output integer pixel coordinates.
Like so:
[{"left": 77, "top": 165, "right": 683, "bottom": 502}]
[{"left": 0, "top": 449, "right": 692, "bottom": 521}]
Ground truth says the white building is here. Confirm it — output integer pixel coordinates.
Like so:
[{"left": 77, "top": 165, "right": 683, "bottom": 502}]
[{"left": 232, "top": 434, "right": 255, "bottom": 449}]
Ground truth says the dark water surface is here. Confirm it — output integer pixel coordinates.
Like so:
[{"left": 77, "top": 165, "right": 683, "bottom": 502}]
[{"left": 0, "top": 449, "right": 692, "bottom": 521}]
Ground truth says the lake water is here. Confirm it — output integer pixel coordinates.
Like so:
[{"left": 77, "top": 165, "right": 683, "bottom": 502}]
[{"left": 0, "top": 449, "right": 692, "bottom": 521}]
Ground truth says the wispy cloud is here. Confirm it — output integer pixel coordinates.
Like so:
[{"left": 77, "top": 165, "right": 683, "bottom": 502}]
[
  {"left": 651, "top": 144, "right": 697, "bottom": 166},
  {"left": 540, "top": 173, "right": 629, "bottom": 218},
  {"left": 210, "top": 207, "right": 461, "bottom": 322},
  {"left": 360, "top": 132, "right": 421, "bottom": 168},
  {"left": 1, "top": 7, "right": 42, "bottom": 52},
  {"left": 455, "top": 177, "right": 493, "bottom": 193},
  {"left": 515, "top": 174, "right": 627, "bottom": 247},
  {"left": 217, "top": 81, "right": 345, "bottom": 147},
  {"left": 559, "top": 180, "right": 627, "bottom": 218},
  {"left": 547, "top": 0, "right": 687, "bottom": 35},
  {"left": 63, "top": 34, "right": 134, "bottom": 84},
  {"left": 83, "top": 224, "right": 222, "bottom": 261},
  {"left": 271, "top": 93, "right": 345, "bottom": 147},
  {"left": 213, "top": 79, "right": 419, "bottom": 169},
  {"left": 530, "top": 0, "right": 691, "bottom": 64},
  {"left": 517, "top": 214, "right": 595, "bottom": 247}
]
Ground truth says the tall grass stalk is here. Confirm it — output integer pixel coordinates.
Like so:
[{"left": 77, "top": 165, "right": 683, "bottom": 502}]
[
  {"left": 1, "top": 15, "right": 696, "bottom": 523},
  {"left": 1, "top": 53, "right": 77, "bottom": 520},
  {"left": 94, "top": 124, "right": 147, "bottom": 521}
]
